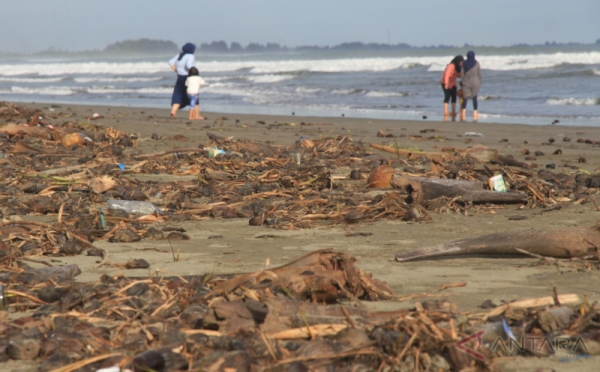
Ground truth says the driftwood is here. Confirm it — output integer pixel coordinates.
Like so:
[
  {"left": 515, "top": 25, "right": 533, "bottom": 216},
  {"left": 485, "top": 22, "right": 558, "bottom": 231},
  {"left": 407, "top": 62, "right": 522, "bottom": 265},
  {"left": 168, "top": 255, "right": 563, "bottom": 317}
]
[
  {"left": 9, "top": 264, "right": 82, "bottom": 285},
  {"left": 395, "top": 226, "right": 600, "bottom": 262},
  {"left": 133, "top": 147, "right": 207, "bottom": 159},
  {"left": 390, "top": 175, "right": 528, "bottom": 205},
  {"left": 495, "top": 154, "right": 531, "bottom": 169},
  {"left": 369, "top": 143, "right": 445, "bottom": 159},
  {"left": 210, "top": 248, "right": 396, "bottom": 301},
  {"left": 483, "top": 294, "right": 580, "bottom": 319}
]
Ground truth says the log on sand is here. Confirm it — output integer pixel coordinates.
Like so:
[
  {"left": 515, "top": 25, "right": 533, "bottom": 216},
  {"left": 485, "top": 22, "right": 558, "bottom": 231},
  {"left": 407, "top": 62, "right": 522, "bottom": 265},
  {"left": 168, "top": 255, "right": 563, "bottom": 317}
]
[
  {"left": 390, "top": 176, "right": 528, "bottom": 204},
  {"left": 395, "top": 226, "right": 600, "bottom": 262}
]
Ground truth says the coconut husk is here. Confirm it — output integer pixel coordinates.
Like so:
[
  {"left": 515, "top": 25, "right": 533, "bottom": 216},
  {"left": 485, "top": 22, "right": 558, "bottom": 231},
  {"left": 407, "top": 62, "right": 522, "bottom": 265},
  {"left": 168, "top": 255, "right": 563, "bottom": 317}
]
[
  {"left": 366, "top": 165, "right": 396, "bottom": 188},
  {"left": 61, "top": 133, "right": 85, "bottom": 147}
]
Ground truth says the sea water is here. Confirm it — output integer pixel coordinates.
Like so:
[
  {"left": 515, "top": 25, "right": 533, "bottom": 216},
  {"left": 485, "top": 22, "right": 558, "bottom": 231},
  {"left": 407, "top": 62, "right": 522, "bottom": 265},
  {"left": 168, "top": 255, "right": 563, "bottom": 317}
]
[{"left": 0, "top": 45, "right": 599, "bottom": 126}]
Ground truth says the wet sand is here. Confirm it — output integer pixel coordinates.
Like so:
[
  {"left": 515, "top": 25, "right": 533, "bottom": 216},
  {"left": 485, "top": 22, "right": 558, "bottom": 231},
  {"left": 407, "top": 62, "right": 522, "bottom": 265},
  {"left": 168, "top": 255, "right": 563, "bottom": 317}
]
[{"left": 7, "top": 102, "right": 600, "bottom": 371}]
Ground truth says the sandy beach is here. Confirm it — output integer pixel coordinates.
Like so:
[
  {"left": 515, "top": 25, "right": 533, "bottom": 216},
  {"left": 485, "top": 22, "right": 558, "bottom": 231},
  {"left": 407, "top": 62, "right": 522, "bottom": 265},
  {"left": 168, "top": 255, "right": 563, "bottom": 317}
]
[{"left": 3, "top": 101, "right": 600, "bottom": 371}]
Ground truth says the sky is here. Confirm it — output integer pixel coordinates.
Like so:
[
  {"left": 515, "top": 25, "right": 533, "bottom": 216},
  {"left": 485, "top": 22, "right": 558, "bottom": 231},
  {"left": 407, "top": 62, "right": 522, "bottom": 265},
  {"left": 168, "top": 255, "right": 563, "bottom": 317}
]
[{"left": 1, "top": 0, "right": 599, "bottom": 53}]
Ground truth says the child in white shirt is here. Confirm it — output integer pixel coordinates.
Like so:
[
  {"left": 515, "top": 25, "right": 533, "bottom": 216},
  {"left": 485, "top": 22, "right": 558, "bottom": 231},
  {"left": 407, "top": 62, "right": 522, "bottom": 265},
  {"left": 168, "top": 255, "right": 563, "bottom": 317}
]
[{"left": 185, "top": 67, "right": 206, "bottom": 120}]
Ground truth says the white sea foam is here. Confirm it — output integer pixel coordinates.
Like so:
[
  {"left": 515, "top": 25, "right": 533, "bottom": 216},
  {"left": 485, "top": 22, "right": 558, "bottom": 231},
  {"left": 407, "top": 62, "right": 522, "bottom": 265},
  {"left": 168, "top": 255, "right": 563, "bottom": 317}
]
[
  {"left": 74, "top": 76, "right": 162, "bottom": 83},
  {"left": 136, "top": 87, "right": 173, "bottom": 94},
  {"left": 247, "top": 74, "right": 294, "bottom": 83},
  {"left": 546, "top": 97, "right": 600, "bottom": 106},
  {"left": 0, "top": 77, "right": 64, "bottom": 83},
  {"left": 9, "top": 86, "right": 74, "bottom": 95},
  {"left": 366, "top": 91, "right": 408, "bottom": 98},
  {"left": 593, "top": 69, "right": 600, "bottom": 76}
]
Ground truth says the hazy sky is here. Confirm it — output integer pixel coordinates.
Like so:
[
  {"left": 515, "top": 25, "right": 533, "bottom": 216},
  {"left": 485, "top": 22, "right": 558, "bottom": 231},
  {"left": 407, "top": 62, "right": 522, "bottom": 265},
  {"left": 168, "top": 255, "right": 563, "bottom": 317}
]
[{"left": 1, "top": 0, "right": 599, "bottom": 53}]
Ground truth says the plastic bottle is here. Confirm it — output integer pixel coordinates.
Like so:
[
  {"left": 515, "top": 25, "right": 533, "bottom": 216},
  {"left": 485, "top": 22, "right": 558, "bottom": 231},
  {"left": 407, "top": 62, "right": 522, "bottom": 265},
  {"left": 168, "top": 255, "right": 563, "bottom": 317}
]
[
  {"left": 206, "top": 147, "right": 226, "bottom": 158},
  {"left": 107, "top": 200, "right": 160, "bottom": 215}
]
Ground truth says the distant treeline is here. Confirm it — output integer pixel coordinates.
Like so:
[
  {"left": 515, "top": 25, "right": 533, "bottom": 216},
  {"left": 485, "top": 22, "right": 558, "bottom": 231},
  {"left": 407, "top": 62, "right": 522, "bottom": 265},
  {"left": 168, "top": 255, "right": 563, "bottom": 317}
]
[
  {"left": 104, "top": 39, "right": 178, "bottom": 53},
  {"left": 198, "top": 40, "right": 414, "bottom": 53},
  {"left": 25, "top": 38, "right": 600, "bottom": 56}
]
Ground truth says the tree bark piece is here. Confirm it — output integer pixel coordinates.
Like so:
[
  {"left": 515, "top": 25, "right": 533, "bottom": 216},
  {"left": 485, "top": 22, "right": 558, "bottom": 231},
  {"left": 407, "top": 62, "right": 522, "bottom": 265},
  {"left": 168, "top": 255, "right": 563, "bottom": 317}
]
[
  {"left": 12, "top": 264, "right": 82, "bottom": 285},
  {"left": 391, "top": 176, "right": 528, "bottom": 204},
  {"left": 395, "top": 227, "right": 600, "bottom": 262}
]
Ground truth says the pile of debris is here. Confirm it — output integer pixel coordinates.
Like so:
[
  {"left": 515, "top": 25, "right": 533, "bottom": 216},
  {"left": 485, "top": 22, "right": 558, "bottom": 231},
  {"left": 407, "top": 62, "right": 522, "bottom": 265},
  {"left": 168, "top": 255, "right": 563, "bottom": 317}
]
[
  {"left": 2, "top": 101, "right": 600, "bottom": 370},
  {"left": 1, "top": 249, "right": 599, "bottom": 371}
]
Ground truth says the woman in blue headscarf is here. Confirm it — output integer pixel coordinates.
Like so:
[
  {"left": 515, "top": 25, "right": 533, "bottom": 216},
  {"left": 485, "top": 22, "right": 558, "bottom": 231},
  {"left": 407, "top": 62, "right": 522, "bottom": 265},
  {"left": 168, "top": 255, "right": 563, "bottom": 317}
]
[
  {"left": 168, "top": 43, "right": 196, "bottom": 119},
  {"left": 459, "top": 51, "right": 482, "bottom": 122}
]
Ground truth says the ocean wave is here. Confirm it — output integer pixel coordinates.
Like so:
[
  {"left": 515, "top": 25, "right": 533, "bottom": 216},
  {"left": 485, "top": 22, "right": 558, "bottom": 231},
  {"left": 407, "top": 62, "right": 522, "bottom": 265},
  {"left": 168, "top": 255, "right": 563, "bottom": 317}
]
[
  {"left": 295, "top": 86, "right": 322, "bottom": 94},
  {"left": 366, "top": 91, "right": 409, "bottom": 98},
  {"left": 0, "top": 77, "right": 65, "bottom": 83},
  {"left": 1, "top": 51, "right": 599, "bottom": 77},
  {"left": 480, "top": 95, "right": 500, "bottom": 101},
  {"left": 594, "top": 69, "right": 600, "bottom": 76},
  {"left": 9, "top": 86, "right": 74, "bottom": 95},
  {"left": 332, "top": 88, "right": 366, "bottom": 95},
  {"left": 0, "top": 62, "right": 168, "bottom": 76},
  {"left": 246, "top": 74, "right": 295, "bottom": 83},
  {"left": 74, "top": 76, "right": 162, "bottom": 83},
  {"left": 399, "top": 63, "right": 425, "bottom": 69},
  {"left": 546, "top": 97, "right": 600, "bottom": 106},
  {"left": 86, "top": 86, "right": 172, "bottom": 94}
]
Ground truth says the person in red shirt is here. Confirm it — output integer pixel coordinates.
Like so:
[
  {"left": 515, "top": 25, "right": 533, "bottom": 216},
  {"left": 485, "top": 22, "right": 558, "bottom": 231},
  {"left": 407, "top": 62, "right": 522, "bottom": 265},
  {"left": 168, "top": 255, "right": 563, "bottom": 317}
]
[{"left": 440, "top": 55, "right": 464, "bottom": 121}]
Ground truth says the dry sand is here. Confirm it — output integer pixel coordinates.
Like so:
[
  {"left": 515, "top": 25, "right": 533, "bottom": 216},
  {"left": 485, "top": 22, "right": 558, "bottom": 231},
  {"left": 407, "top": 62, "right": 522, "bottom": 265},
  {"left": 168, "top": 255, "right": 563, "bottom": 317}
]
[{"left": 5, "top": 102, "right": 600, "bottom": 371}]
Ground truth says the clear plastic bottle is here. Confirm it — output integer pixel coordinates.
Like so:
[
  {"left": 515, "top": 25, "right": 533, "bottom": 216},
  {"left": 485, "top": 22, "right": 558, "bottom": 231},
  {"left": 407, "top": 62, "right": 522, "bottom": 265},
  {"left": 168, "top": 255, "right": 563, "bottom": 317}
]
[{"left": 107, "top": 200, "right": 160, "bottom": 215}]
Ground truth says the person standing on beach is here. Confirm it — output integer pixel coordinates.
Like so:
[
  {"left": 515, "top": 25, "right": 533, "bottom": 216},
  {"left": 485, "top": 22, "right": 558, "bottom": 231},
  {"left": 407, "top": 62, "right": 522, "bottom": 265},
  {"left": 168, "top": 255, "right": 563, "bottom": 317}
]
[
  {"left": 185, "top": 67, "right": 205, "bottom": 120},
  {"left": 168, "top": 43, "right": 196, "bottom": 119},
  {"left": 460, "top": 51, "right": 482, "bottom": 122},
  {"left": 440, "top": 55, "right": 464, "bottom": 121}
]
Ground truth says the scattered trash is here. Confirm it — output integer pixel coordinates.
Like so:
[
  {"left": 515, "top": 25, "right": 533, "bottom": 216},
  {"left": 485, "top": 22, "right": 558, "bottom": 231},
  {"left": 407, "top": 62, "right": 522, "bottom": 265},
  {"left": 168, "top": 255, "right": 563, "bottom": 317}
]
[
  {"left": 206, "top": 147, "right": 226, "bottom": 157},
  {"left": 0, "top": 101, "right": 599, "bottom": 370},
  {"left": 107, "top": 200, "right": 160, "bottom": 215},
  {"left": 463, "top": 131, "right": 484, "bottom": 137},
  {"left": 62, "top": 132, "right": 93, "bottom": 147},
  {"left": 488, "top": 174, "right": 507, "bottom": 192}
]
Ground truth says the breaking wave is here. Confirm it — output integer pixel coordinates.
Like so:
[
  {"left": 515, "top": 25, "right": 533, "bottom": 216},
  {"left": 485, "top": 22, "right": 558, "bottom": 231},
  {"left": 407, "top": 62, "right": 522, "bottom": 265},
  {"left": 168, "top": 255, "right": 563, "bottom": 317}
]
[
  {"left": 246, "top": 74, "right": 295, "bottom": 83},
  {"left": 9, "top": 86, "right": 74, "bottom": 95},
  {"left": 2, "top": 51, "right": 599, "bottom": 77},
  {"left": 546, "top": 97, "right": 600, "bottom": 106},
  {"left": 74, "top": 76, "right": 162, "bottom": 83},
  {"left": 0, "top": 77, "right": 64, "bottom": 83}
]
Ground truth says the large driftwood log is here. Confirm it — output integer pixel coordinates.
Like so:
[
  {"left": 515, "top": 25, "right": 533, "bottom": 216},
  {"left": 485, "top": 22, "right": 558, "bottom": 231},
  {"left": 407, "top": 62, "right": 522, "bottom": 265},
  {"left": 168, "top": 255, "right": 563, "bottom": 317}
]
[
  {"left": 9, "top": 264, "right": 82, "bottom": 284},
  {"left": 133, "top": 147, "right": 207, "bottom": 159},
  {"left": 390, "top": 176, "right": 528, "bottom": 204},
  {"left": 406, "top": 176, "right": 485, "bottom": 191},
  {"left": 495, "top": 154, "right": 531, "bottom": 169},
  {"left": 395, "top": 227, "right": 600, "bottom": 262}
]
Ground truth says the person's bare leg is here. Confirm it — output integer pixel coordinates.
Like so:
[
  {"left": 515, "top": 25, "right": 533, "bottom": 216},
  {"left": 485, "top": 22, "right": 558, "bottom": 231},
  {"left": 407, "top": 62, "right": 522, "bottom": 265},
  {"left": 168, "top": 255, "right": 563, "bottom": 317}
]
[
  {"left": 460, "top": 109, "right": 466, "bottom": 122},
  {"left": 473, "top": 110, "right": 479, "bottom": 122},
  {"left": 451, "top": 103, "right": 457, "bottom": 120},
  {"left": 188, "top": 108, "right": 194, "bottom": 120},
  {"left": 170, "top": 104, "right": 180, "bottom": 119},
  {"left": 443, "top": 103, "right": 449, "bottom": 121}
]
